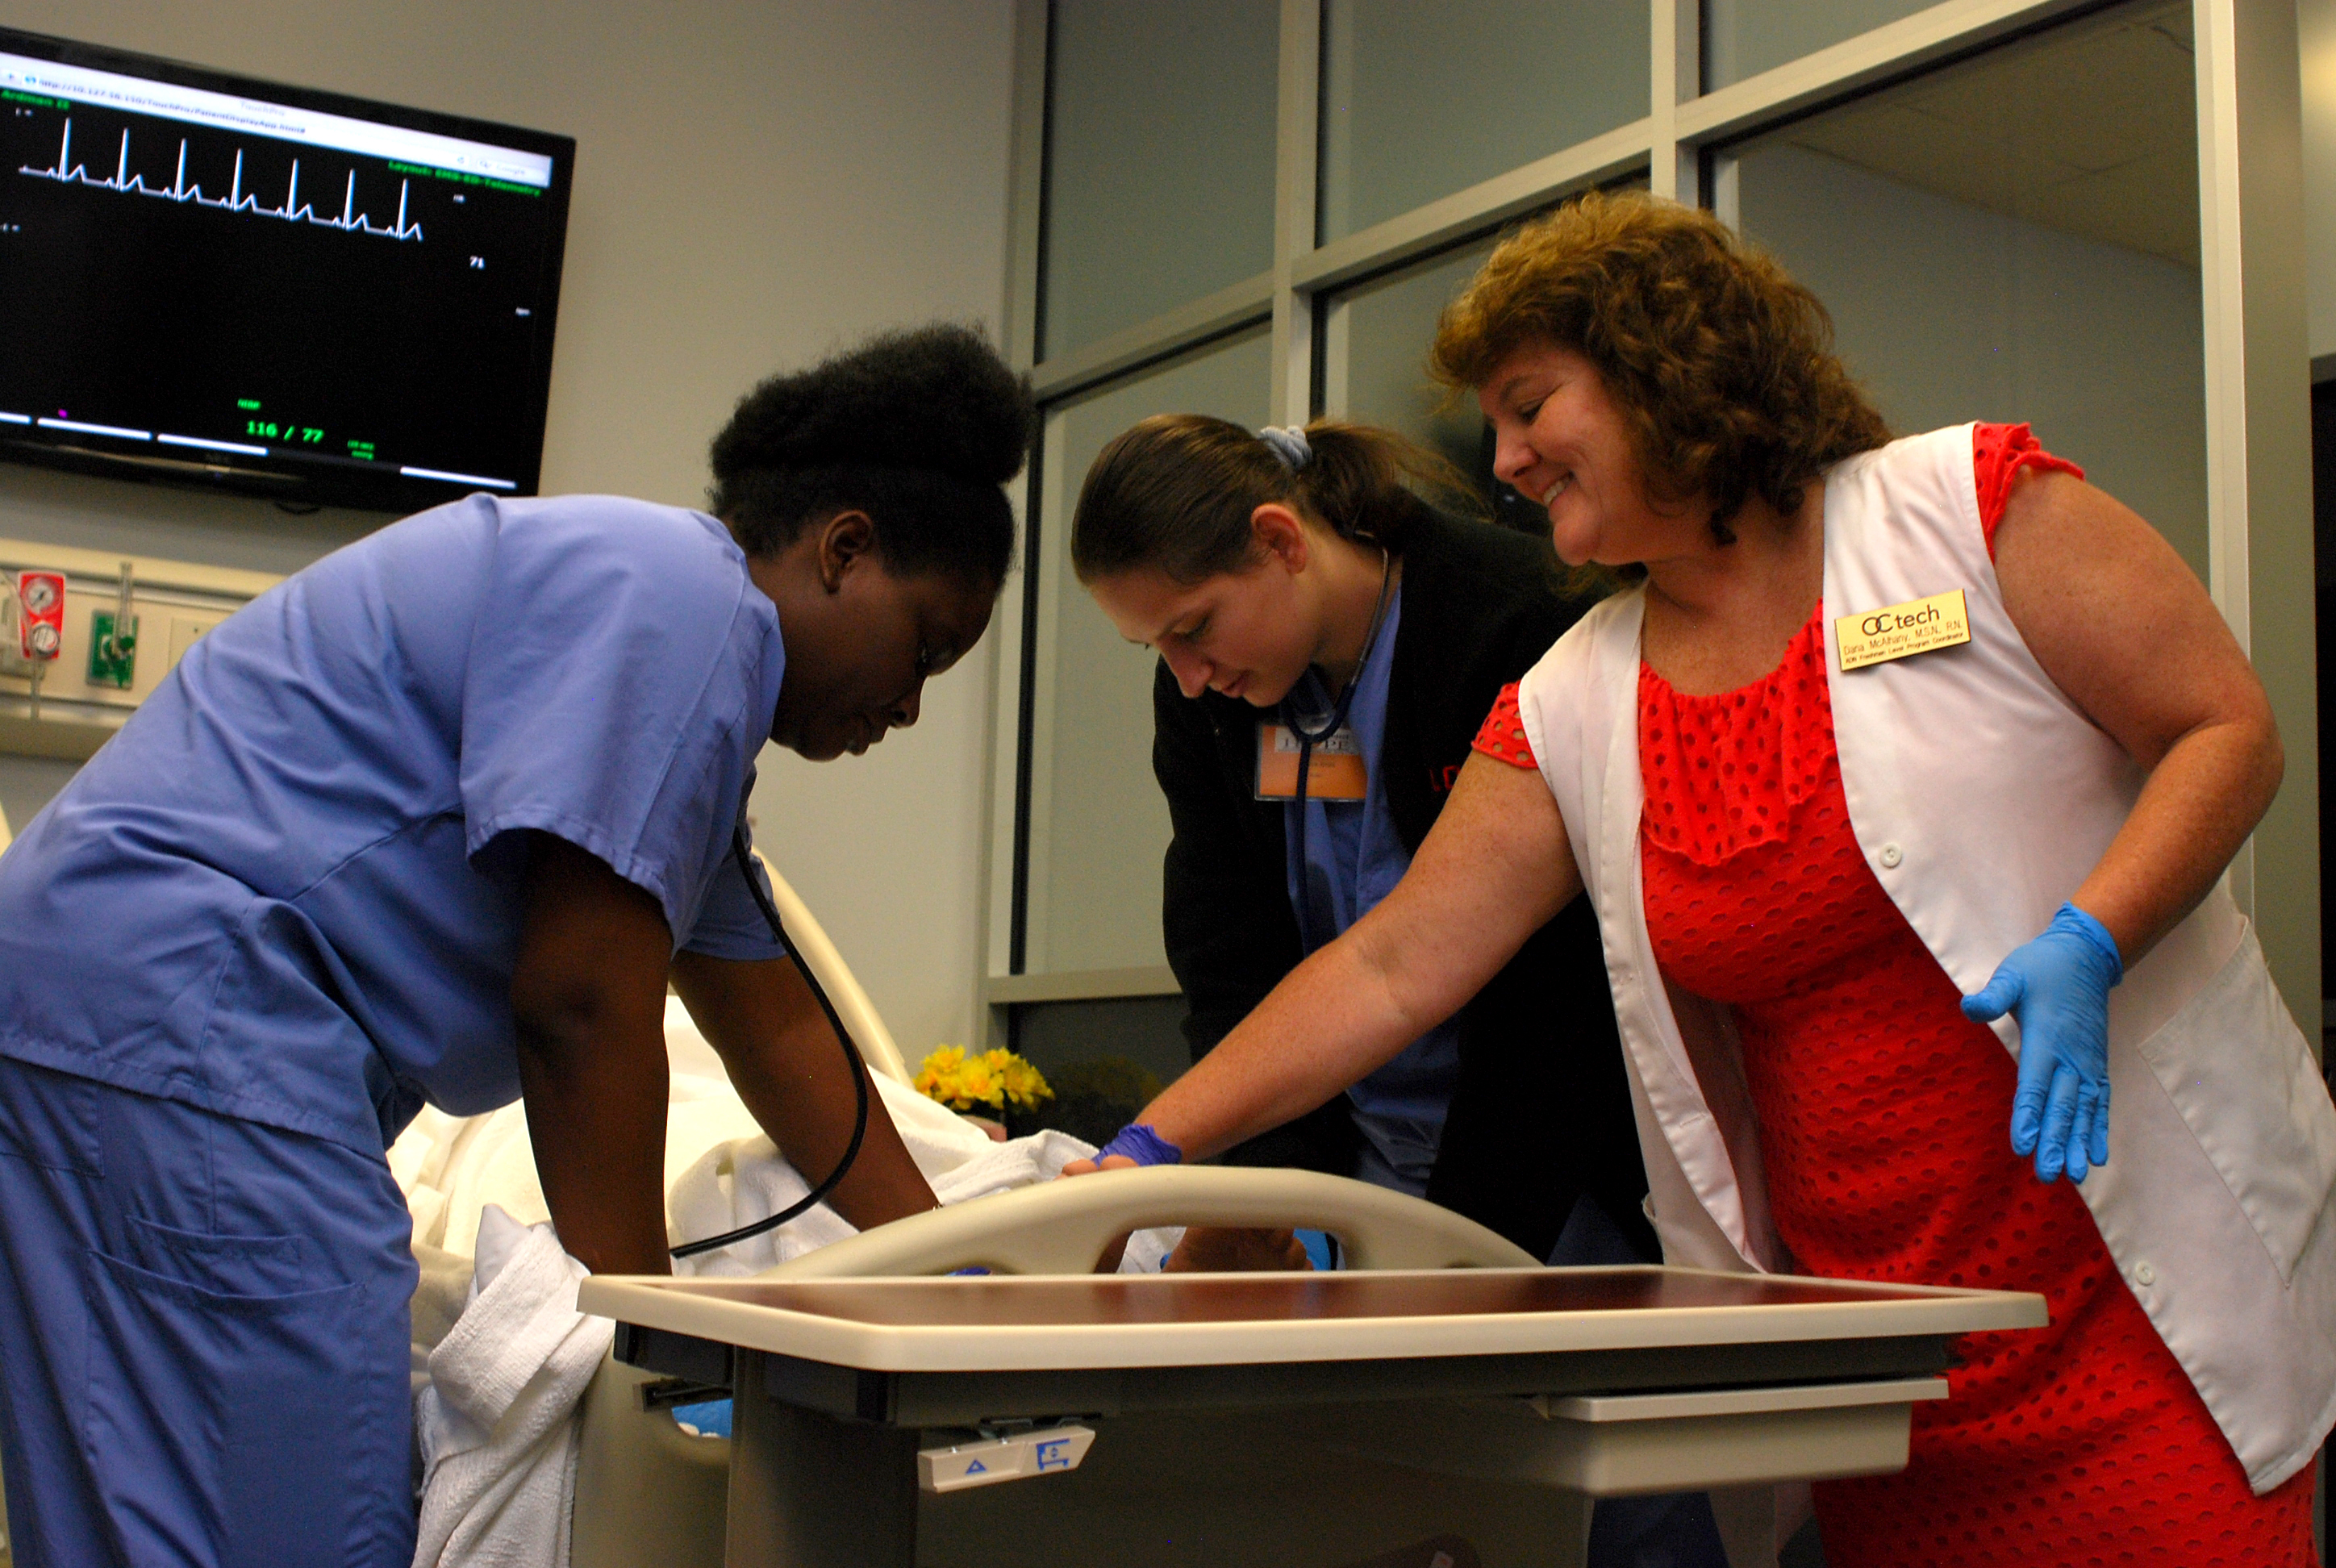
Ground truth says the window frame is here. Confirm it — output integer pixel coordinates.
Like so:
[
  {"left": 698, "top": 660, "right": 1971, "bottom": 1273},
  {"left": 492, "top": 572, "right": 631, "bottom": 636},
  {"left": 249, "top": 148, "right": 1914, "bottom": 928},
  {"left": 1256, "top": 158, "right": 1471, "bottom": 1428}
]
[{"left": 975, "top": 0, "right": 2318, "bottom": 1057}]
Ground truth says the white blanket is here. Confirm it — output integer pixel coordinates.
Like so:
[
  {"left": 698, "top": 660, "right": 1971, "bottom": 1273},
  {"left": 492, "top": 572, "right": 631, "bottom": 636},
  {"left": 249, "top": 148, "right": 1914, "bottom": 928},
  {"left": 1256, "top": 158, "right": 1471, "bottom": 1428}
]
[
  {"left": 396, "top": 999, "right": 1172, "bottom": 1568},
  {"left": 411, "top": 1207, "right": 610, "bottom": 1568},
  {"left": 665, "top": 1120, "right": 1116, "bottom": 1273}
]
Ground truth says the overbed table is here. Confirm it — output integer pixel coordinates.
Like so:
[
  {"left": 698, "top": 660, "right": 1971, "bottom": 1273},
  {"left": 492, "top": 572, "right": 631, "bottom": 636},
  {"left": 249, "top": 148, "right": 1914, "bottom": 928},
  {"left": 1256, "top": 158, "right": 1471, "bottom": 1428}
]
[{"left": 580, "top": 1265, "right": 2043, "bottom": 1568}]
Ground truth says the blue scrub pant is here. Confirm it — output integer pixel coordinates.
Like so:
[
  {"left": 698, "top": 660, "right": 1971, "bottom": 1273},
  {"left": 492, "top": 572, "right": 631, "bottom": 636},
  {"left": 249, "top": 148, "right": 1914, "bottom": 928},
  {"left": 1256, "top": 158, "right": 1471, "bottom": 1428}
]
[{"left": 0, "top": 1057, "right": 417, "bottom": 1568}]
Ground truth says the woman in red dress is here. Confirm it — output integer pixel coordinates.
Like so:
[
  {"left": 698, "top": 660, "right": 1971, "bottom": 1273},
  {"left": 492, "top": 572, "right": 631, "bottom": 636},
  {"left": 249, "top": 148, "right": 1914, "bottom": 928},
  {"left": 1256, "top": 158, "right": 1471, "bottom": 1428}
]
[{"left": 1070, "top": 193, "right": 2330, "bottom": 1565}]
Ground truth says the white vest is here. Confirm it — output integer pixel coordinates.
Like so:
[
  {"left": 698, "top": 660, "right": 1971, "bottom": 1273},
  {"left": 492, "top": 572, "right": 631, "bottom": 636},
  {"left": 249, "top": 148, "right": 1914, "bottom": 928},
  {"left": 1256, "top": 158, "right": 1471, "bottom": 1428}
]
[{"left": 1516, "top": 424, "right": 2336, "bottom": 1492}]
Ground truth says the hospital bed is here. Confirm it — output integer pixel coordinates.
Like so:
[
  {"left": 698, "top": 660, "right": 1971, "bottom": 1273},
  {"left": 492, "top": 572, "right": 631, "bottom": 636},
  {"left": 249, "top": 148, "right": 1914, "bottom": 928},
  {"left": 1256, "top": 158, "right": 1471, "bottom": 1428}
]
[
  {"left": 575, "top": 1166, "right": 2042, "bottom": 1568},
  {"left": 451, "top": 859, "right": 2042, "bottom": 1567},
  {"left": 750, "top": 857, "right": 911, "bottom": 1086}
]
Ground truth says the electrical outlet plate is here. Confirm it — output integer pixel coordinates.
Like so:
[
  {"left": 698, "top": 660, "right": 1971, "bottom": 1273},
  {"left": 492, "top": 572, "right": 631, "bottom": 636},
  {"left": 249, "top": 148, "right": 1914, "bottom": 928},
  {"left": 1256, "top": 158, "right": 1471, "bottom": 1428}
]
[{"left": 87, "top": 611, "right": 138, "bottom": 690}]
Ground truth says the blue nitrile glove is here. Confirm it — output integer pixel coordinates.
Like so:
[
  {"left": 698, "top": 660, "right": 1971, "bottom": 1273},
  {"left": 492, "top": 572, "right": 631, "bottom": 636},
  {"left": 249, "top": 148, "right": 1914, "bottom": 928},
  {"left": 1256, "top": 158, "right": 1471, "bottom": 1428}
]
[
  {"left": 1091, "top": 1123, "right": 1183, "bottom": 1167},
  {"left": 1960, "top": 903, "right": 2123, "bottom": 1185}
]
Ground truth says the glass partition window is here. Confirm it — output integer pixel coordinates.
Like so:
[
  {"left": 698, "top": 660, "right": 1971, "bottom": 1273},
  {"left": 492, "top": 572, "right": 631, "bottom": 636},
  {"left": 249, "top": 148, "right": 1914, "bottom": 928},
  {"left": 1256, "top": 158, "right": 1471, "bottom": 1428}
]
[
  {"left": 1726, "top": 0, "right": 2207, "bottom": 578},
  {"left": 1703, "top": 0, "right": 1942, "bottom": 90},
  {"left": 1321, "top": 240, "right": 1495, "bottom": 475},
  {"left": 1321, "top": 179, "right": 1648, "bottom": 528},
  {"left": 1041, "top": 0, "right": 1280, "bottom": 358},
  {"left": 1319, "top": 0, "right": 1648, "bottom": 242},
  {"left": 1003, "top": 0, "right": 2292, "bottom": 1015},
  {"left": 1022, "top": 331, "right": 1274, "bottom": 974}
]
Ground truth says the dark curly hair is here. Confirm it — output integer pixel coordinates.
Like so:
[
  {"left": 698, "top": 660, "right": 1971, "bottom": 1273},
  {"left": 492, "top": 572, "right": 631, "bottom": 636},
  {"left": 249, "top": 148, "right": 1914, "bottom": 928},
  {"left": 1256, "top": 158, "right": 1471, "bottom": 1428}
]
[
  {"left": 1070, "top": 415, "right": 1483, "bottom": 586},
  {"left": 1431, "top": 190, "right": 1889, "bottom": 544},
  {"left": 709, "top": 323, "right": 1034, "bottom": 586}
]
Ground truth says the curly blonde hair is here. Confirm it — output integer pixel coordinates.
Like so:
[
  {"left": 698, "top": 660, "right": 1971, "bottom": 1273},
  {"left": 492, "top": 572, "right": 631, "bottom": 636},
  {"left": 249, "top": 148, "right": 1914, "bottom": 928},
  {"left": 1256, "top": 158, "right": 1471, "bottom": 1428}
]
[{"left": 1432, "top": 190, "right": 1889, "bottom": 542}]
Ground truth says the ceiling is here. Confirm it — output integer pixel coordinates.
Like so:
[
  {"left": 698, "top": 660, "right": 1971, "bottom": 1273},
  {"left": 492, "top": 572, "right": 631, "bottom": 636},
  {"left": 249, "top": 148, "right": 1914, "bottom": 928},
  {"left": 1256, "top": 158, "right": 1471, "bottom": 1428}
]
[{"left": 1773, "top": 2, "right": 2200, "bottom": 267}]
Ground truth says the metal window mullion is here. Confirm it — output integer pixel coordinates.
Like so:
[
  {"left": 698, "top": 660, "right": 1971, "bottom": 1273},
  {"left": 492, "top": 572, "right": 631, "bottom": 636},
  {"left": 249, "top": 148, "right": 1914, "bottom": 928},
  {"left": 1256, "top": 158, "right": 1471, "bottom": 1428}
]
[
  {"left": 991, "top": 0, "right": 1051, "bottom": 1004},
  {"left": 987, "top": 965, "right": 1182, "bottom": 1005},
  {"left": 2191, "top": 0, "right": 2253, "bottom": 922},
  {"left": 1291, "top": 118, "right": 1656, "bottom": 296},
  {"left": 1028, "top": 272, "right": 1275, "bottom": 404},
  {"left": 1018, "top": 416, "right": 1076, "bottom": 977},
  {"left": 1001, "top": 0, "right": 1050, "bottom": 372},
  {"left": 984, "top": 448, "right": 1033, "bottom": 1032},
  {"left": 1271, "top": 0, "right": 1324, "bottom": 426},
  {"left": 2191, "top": 0, "right": 2318, "bottom": 1038},
  {"left": 1650, "top": 0, "right": 1700, "bottom": 202},
  {"left": 1318, "top": 295, "right": 1354, "bottom": 420},
  {"left": 2194, "top": 0, "right": 2251, "bottom": 651}
]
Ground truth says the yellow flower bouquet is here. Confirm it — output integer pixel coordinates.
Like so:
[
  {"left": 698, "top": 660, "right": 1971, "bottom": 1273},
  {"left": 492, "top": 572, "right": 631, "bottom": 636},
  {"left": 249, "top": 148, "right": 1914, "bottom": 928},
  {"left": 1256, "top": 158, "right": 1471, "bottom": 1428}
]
[{"left": 914, "top": 1045, "right": 1053, "bottom": 1118}]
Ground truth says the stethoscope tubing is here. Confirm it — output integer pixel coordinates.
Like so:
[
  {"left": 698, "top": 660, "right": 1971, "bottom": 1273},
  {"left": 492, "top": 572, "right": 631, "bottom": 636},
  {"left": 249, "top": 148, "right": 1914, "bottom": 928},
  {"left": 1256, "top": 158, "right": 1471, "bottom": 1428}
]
[
  {"left": 667, "top": 824, "right": 871, "bottom": 1261},
  {"left": 1287, "top": 544, "right": 1395, "bottom": 944}
]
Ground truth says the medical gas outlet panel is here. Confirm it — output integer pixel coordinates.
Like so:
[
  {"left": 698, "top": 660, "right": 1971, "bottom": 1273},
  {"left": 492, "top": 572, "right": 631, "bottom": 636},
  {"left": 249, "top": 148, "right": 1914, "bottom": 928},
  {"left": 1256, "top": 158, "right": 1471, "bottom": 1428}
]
[{"left": 0, "top": 536, "right": 278, "bottom": 760}]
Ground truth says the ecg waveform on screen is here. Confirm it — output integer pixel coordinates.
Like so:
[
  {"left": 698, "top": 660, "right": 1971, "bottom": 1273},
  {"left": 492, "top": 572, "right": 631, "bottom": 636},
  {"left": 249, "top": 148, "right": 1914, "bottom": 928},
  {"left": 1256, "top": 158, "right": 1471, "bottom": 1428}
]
[{"left": 17, "top": 119, "right": 423, "bottom": 242}]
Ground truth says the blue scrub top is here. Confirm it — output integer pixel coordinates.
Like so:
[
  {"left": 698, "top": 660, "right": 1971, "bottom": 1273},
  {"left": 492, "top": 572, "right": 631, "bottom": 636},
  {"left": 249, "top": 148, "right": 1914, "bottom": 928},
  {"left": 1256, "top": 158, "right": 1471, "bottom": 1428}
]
[
  {"left": 0, "top": 494, "right": 787, "bottom": 1154},
  {"left": 1282, "top": 585, "right": 1461, "bottom": 1151}
]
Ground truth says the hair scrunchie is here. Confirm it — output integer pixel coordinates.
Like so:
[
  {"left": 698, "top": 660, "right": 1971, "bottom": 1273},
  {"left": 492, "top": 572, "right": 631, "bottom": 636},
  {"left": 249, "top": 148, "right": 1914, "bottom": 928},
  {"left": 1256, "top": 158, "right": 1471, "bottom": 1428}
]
[{"left": 1258, "top": 424, "right": 1312, "bottom": 471}]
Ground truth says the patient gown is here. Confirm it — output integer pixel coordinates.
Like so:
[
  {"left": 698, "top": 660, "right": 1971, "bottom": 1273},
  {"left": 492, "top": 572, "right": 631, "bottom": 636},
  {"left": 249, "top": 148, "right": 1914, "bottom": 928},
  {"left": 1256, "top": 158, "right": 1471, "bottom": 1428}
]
[{"left": 1474, "top": 427, "right": 2318, "bottom": 1566}]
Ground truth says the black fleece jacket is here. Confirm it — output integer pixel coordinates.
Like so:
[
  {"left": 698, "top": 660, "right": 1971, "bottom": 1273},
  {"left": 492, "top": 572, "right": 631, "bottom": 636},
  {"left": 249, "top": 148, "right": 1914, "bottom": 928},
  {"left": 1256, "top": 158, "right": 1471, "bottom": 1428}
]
[{"left": 1151, "top": 508, "right": 1654, "bottom": 1261}]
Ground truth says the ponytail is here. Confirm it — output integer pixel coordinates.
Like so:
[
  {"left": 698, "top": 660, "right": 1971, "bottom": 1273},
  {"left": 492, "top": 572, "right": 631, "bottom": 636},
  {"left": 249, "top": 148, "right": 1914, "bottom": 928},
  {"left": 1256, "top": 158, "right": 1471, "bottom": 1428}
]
[{"left": 1070, "top": 415, "right": 1483, "bottom": 586}]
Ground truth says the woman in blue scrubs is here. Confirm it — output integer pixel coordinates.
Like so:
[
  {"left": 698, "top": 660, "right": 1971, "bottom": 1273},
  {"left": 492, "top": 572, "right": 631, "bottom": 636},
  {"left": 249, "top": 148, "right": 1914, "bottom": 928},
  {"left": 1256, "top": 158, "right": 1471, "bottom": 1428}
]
[{"left": 0, "top": 323, "right": 1032, "bottom": 1568}]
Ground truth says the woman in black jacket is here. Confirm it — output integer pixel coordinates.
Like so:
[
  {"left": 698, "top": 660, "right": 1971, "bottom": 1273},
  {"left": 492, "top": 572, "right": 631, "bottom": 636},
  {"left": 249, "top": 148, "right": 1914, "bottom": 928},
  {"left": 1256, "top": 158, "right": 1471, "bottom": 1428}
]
[
  {"left": 1070, "top": 413, "right": 1650, "bottom": 1264},
  {"left": 1070, "top": 417, "right": 1730, "bottom": 1566}
]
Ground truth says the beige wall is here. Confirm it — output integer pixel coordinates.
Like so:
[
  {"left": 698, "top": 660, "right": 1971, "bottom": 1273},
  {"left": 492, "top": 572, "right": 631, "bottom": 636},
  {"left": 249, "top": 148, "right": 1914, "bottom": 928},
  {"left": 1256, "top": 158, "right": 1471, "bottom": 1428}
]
[{"left": 0, "top": 0, "right": 1019, "bottom": 1062}]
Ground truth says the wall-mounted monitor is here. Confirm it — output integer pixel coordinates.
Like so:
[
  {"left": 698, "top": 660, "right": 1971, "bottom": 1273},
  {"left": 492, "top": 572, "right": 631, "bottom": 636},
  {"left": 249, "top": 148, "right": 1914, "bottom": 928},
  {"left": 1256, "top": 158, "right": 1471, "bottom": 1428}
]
[{"left": 0, "top": 28, "right": 574, "bottom": 513}]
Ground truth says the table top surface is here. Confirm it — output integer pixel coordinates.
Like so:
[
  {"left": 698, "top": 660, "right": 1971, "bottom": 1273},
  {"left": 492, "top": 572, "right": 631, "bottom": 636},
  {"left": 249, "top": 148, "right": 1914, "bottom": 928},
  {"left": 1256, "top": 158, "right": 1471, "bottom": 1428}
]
[{"left": 579, "top": 1266, "right": 2046, "bottom": 1374}]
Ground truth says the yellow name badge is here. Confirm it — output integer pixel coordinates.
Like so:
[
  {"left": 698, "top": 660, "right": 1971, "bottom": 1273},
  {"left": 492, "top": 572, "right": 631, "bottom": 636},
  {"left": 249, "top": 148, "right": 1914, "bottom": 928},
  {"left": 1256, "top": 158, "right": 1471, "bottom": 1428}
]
[
  {"left": 1255, "top": 720, "right": 1368, "bottom": 801},
  {"left": 1834, "top": 589, "right": 1971, "bottom": 672}
]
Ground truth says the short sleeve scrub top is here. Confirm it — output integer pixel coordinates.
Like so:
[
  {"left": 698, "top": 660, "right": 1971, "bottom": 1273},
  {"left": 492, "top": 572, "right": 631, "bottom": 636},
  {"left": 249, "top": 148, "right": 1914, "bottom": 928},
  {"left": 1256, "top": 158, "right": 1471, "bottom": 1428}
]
[{"left": 0, "top": 494, "right": 787, "bottom": 1567}]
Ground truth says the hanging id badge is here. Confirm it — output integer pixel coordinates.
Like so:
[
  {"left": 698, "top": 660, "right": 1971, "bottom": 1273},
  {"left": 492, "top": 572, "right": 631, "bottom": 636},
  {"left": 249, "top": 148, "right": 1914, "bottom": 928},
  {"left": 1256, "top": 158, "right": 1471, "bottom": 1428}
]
[{"left": 1255, "top": 720, "right": 1368, "bottom": 801}]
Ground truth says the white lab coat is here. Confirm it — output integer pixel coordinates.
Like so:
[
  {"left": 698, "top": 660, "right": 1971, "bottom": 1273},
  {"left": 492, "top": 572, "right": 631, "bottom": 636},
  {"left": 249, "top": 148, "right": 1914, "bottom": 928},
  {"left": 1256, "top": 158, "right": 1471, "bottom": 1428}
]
[{"left": 1515, "top": 426, "right": 2336, "bottom": 1510}]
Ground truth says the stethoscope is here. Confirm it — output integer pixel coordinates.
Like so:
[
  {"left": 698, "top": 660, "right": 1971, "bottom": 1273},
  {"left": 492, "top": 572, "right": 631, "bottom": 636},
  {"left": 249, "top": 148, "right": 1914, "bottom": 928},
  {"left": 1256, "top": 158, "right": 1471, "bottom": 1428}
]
[
  {"left": 670, "top": 541, "right": 1397, "bottom": 1260},
  {"left": 1283, "top": 540, "right": 1395, "bottom": 945},
  {"left": 668, "top": 824, "right": 869, "bottom": 1261}
]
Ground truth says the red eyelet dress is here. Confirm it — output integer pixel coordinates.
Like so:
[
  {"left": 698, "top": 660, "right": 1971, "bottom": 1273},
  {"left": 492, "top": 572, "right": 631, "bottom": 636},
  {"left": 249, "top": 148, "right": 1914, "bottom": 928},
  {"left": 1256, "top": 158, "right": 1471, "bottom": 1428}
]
[{"left": 1472, "top": 426, "right": 2318, "bottom": 1566}]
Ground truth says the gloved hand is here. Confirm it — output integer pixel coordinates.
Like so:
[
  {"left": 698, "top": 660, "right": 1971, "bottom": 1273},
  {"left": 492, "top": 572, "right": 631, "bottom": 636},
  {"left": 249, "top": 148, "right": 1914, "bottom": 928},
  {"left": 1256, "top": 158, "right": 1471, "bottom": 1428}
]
[
  {"left": 1070, "top": 1121, "right": 1187, "bottom": 1173},
  {"left": 1960, "top": 903, "right": 2123, "bottom": 1184},
  {"left": 1087, "top": 1123, "right": 1182, "bottom": 1169}
]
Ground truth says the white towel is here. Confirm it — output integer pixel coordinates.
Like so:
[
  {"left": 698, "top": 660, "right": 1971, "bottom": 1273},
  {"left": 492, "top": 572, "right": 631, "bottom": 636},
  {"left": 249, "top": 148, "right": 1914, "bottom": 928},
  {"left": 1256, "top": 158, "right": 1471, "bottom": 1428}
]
[
  {"left": 410, "top": 1207, "right": 614, "bottom": 1568},
  {"left": 398, "top": 1000, "right": 1181, "bottom": 1568},
  {"left": 408, "top": 1135, "right": 1178, "bottom": 1568},
  {"left": 664, "top": 1121, "right": 1176, "bottom": 1274}
]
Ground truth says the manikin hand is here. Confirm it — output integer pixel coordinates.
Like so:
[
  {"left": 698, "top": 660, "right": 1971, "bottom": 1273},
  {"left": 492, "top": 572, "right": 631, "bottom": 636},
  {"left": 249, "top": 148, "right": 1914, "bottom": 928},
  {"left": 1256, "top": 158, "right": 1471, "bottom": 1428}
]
[{"left": 1960, "top": 903, "right": 2123, "bottom": 1184}]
